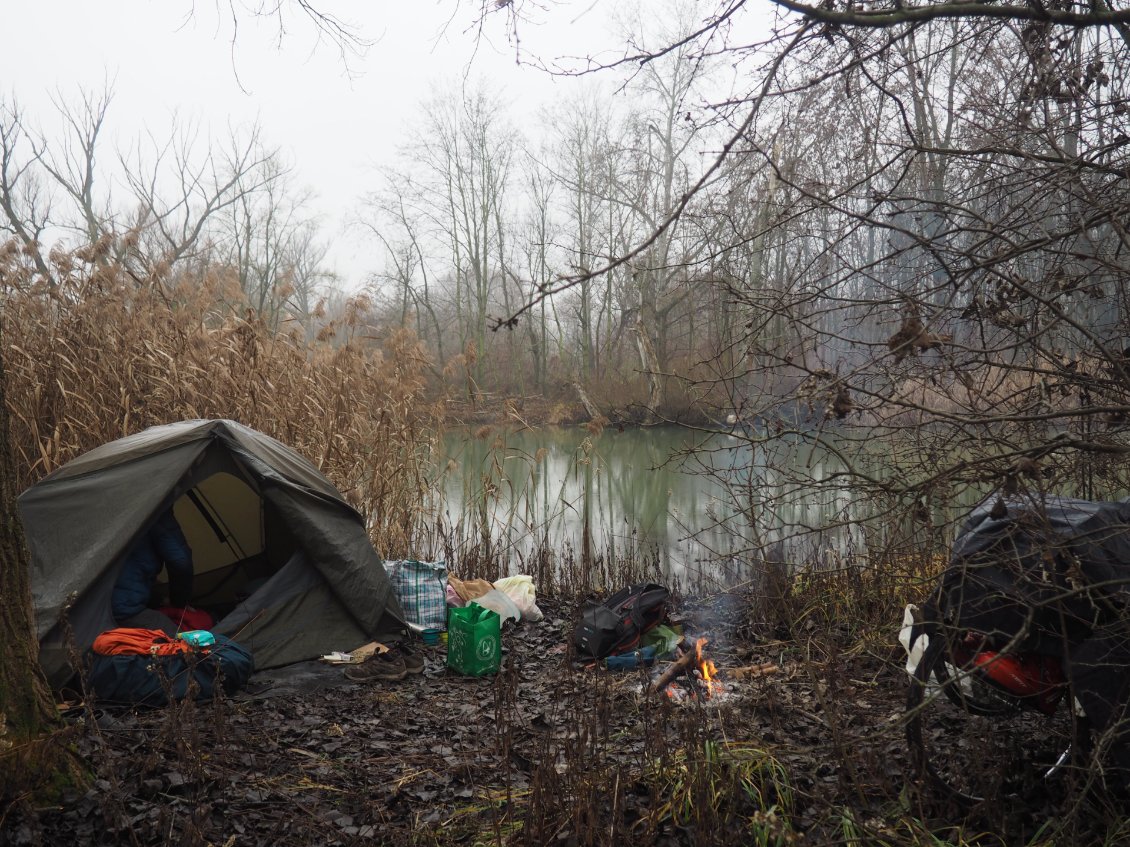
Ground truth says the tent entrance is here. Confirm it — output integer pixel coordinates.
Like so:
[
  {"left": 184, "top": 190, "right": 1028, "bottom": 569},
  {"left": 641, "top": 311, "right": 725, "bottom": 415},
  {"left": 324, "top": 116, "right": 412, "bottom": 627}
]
[{"left": 152, "top": 468, "right": 299, "bottom": 621}]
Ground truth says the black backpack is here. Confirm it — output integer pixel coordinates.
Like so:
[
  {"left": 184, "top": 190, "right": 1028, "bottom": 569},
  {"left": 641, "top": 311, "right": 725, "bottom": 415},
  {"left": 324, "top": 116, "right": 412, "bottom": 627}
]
[{"left": 573, "top": 582, "right": 671, "bottom": 659}]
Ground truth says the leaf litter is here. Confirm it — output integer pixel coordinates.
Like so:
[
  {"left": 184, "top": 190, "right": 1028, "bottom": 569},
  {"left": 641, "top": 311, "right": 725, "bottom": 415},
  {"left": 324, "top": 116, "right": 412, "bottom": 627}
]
[{"left": 1, "top": 596, "right": 1077, "bottom": 845}]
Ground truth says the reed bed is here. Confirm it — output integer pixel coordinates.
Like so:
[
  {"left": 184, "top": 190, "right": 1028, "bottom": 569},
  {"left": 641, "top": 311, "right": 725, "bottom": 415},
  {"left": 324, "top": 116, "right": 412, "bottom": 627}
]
[{"left": 1, "top": 239, "right": 946, "bottom": 631}]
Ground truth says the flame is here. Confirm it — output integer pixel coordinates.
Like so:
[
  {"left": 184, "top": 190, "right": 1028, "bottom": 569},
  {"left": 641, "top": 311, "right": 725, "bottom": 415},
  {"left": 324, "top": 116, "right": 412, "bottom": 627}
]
[{"left": 694, "top": 638, "right": 723, "bottom": 698}]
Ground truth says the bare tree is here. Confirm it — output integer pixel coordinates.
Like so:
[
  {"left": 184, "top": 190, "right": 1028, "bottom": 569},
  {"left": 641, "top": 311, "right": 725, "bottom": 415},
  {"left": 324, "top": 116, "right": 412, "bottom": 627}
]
[
  {"left": 459, "top": 0, "right": 1130, "bottom": 575},
  {"left": 412, "top": 81, "right": 518, "bottom": 385},
  {"left": 33, "top": 88, "right": 116, "bottom": 253},
  {"left": 0, "top": 338, "right": 56, "bottom": 796},
  {"left": 516, "top": 156, "right": 564, "bottom": 394},
  {"left": 222, "top": 151, "right": 311, "bottom": 326},
  {"left": 773, "top": 0, "right": 1130, "bottom": 32},
  {"left": 361, "top": 170, "right": 450, "bottom": 366},
  {"left": 0, "top": 0, "right": 366, "bottom": 794},
  {"left": 614, "top": 4, "right": 715, "bottom": 421},
  {"left": 539, "top": 89, "right": 623, "bottom": 384},
  {"left": 193, "top": 0, "right": 371, "bottom": 85},
  {"left": 124, "top": 119, "right": 278, "bottom": 269},
  {"left": 0, "top": 98, "right": 53, "bottom": 282},
  {"left": 282, "top": 220, "right": 336, "bottom": 340}
]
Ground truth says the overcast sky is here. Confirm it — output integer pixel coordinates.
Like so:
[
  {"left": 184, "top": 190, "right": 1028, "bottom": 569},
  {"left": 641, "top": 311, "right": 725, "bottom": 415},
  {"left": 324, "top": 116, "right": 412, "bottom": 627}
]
[{"left": 2, "top": 1, "right": 626, "bottom": 286}]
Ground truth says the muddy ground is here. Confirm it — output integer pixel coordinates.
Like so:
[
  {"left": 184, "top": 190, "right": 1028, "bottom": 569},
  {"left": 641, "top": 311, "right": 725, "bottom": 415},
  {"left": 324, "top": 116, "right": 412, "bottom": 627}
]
[{"left": 0, "top": 597, "right": 1105, "bottom": 847}]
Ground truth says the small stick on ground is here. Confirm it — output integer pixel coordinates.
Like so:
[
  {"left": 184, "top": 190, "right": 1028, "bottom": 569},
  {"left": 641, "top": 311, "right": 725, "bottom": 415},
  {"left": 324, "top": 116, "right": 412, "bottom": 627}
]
[{"left": 725, "top": 662, "right": 779, "bottom": 680}]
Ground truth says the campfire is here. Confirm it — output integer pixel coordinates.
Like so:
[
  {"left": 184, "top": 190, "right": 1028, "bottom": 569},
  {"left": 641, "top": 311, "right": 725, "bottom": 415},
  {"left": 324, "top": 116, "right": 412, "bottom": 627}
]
[{"left": 647, "top": 637, "right": 776, "bottom": 703}]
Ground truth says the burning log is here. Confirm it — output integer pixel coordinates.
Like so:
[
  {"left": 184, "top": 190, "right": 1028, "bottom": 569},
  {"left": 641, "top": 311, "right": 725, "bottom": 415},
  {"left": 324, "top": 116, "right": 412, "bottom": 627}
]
[
  {"left": 649, "top": 638, "right": 758, "bottom": 700},
  {"left": 648, "top": 647, "right": 700, "bottom": 695},
  {"left": 649, "top": 637, "right": 723, "bottom": 698}
]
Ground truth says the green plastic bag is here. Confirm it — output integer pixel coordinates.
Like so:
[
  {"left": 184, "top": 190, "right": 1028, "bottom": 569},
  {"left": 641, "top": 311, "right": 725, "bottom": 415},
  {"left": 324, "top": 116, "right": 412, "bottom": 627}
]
[
  {"left": 446, "top": 603, "right": 501, "bottom": 676},
  {"left": 642, "top": 623, "right": 682, "bottom": 659}
]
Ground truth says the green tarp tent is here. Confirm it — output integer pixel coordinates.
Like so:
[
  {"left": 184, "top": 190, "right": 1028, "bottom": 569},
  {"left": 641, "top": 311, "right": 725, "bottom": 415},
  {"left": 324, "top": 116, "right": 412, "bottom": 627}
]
[{"left": 19, "top": 419, "right": 406, "bottom": 688}]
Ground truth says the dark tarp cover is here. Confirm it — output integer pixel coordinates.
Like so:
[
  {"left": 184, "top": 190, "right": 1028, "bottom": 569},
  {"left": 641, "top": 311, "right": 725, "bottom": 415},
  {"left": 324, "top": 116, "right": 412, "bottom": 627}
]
[
  {"left": 87, "top": 635, "right": 254, "bottom": 707},
  {"left": 938, "top": 494, "right": 1130, "bottom": 777},
  {"left": 940, "top": 495, "right": 1130, "bottom": 652},
  {"left": 19, "top": 419, "right": 407, "bottom": 688}
]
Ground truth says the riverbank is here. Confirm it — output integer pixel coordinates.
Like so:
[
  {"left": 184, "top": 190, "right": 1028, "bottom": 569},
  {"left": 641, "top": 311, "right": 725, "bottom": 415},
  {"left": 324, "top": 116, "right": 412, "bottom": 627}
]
[
  {"left": 442, "top": 391, "right": 726, "bottom": 430},
  {"left": 2, "top": 593, "right": 1105, "bottom": 846}
]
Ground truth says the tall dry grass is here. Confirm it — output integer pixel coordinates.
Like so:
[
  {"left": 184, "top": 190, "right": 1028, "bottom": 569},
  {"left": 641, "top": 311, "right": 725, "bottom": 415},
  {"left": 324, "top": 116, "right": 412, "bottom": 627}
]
[{"left": 0, "top": 237, "right": 440, "bottom": 555}]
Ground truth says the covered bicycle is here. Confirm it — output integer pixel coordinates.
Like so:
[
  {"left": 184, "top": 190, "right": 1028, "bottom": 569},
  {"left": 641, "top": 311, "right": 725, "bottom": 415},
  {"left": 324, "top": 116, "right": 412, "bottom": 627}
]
[{"left": 903, "top": 495, "right": 1130, "bottom": 803}]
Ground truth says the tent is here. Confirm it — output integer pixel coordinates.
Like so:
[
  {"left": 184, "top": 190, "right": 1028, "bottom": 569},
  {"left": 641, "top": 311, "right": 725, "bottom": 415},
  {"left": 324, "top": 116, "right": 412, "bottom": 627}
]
[{"left": 19, "top": 419, "right": 406, "bottom": 688}]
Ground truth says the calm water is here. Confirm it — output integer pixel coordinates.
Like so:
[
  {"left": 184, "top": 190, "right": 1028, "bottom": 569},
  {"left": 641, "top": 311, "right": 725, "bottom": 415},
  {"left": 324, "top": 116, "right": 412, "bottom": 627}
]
[
  {"left": 434, "top": 425, "right": 1122, "bottom": 585},
  {"left": 433, "top": 425, "right": 888, "bottom": 586}
]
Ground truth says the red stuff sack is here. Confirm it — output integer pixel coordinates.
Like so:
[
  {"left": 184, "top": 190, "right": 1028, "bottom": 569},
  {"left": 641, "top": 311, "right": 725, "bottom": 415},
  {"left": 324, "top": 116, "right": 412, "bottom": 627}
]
[{"left": 156, "top": 606, "right": 215, "bottom": 631}]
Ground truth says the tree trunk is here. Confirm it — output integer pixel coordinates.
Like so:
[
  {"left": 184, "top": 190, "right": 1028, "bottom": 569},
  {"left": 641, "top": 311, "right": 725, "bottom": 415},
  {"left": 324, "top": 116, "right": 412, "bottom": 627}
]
[
  {"left": 633, "top": 317, "right": 663, "bottom": 424},
  {"left": 0, "top": 341, "right": 57, "bottom": 797},
  {"left": 570, "top": 381, "right": 603, "bottom": 421}
]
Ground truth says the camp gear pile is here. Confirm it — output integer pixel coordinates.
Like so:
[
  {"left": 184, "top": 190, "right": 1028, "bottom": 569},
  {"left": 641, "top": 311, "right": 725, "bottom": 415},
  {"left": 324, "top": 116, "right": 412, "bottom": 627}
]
[
  {"left": 88, "top": 627, "right": 253, "bottom": 706},
  {"left": 19, "top": 419, "right": 407, "bottom": 689},
  {"left": 925, "top": 495, "right": 1130, "bottom": 778}
]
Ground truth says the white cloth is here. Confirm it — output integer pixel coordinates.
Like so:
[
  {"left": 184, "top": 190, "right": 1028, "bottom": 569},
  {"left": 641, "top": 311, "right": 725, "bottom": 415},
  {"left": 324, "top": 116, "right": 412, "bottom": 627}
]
[{"left": 493, "top": 575, "right": 544, "bottom": 622}]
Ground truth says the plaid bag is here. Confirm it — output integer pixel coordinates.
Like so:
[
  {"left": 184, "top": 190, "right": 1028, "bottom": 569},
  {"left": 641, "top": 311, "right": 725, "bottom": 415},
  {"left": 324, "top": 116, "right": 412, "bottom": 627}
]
[{"left": 383, "top": 559, "right": 448, "bottom": 631}]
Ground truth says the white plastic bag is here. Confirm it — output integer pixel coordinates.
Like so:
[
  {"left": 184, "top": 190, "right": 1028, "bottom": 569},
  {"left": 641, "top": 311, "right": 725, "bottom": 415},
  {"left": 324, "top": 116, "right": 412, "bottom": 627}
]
[
  {"left": 493, "top": 575, "right": 544, "bottom": 622},
  {"left": 469, "top": 588, "right": 522, "bottom": 627},
  {"left": 898, "top": 603, "right": 928, "bottom": 677}
]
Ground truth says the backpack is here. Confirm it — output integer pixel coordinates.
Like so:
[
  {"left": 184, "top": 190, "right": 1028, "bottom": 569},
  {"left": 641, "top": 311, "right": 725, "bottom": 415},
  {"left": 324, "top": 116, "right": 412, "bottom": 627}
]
[{"left": 573, "top": 583, "right": 671, "bottom": 659}]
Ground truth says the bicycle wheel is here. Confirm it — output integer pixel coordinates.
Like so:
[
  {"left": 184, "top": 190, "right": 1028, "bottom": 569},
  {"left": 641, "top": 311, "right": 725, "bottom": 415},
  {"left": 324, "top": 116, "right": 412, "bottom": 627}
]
[{"left": 906, "top": 628, "right": 1082, "bottom": 805}]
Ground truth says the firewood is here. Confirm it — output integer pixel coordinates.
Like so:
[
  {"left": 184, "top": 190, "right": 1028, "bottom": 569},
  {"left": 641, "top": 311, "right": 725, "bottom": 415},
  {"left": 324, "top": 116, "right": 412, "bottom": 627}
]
[
  {"left": 724, "top": 662, "right": 779, "bottom": 680},
  {"left": 649, "top": 648, "right": 701, "bottom": 694}
]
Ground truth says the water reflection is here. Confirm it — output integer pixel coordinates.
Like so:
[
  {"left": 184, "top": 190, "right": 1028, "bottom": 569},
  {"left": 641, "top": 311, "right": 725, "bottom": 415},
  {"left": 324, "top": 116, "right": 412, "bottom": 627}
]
[
  {"left": 433, "top": 426, "right": 882, "bottom": 586},
  {"left": 684, "top": 432, "right": 875, "bottom": 573}
]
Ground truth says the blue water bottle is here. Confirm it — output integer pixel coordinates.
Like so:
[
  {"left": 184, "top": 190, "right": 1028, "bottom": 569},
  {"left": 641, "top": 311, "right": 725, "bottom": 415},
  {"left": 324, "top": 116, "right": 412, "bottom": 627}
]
[{"left": 605, "top": 645, "right": 657, "bottom": 671}]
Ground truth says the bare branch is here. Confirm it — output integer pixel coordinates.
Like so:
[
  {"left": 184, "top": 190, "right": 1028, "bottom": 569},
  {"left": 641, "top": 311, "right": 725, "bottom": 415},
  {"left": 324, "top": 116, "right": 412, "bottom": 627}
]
[
  {"left": 491, "top": 21, "right": 812, "bottom": 330},
  {"left": 771, "top": 0, "right": 1130, "bottom": 29}
]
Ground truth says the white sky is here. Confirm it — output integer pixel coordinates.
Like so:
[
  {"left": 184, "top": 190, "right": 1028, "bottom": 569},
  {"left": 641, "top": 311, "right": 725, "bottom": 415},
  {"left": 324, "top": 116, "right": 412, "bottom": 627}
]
[{"left": 1, "top": 1, "right": 625, "bottom": 287}]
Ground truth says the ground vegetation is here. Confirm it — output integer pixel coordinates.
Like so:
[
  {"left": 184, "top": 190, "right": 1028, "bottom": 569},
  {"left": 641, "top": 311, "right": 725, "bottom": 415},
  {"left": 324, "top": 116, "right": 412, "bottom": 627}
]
[{"left": 5, "top": 577, "right": 1126, "bottom": 846}]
